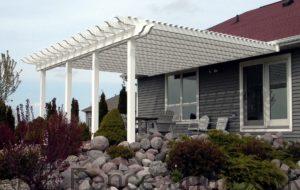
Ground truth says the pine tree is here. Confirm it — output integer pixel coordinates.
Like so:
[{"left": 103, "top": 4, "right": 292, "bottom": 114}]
[
  {"left": 71, "top": 98, "right": 79, "bottom": 123},
  {"left": 0, "top": 99, "right": 6, "bottom": 122},
  {"left": 118, "top": 85, "right": 127, "bottom": 114},
  {"left": 99, "top": 92, "right": 108, "bottom": 125},
  {"left": 6, "top": 106, "right": 15, "bottom": 131},
  {"left": 46, "top": 98, "right": 57, "bottom": 119}
]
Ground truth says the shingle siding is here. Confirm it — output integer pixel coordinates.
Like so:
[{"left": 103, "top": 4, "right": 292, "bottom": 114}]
[{"left": 137, "top": 75, "right": 165, "bottom": 117}]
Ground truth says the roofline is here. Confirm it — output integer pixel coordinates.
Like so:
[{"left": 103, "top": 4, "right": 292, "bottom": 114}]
[{"left": 272, "top": 35, "right": 300, "bottom": 50}]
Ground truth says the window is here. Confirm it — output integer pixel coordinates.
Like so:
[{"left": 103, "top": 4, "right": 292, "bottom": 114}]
[
  {"left": 166, "top": 71, "right": 198, "bottom": 121},
  {"left": 240, "top": 54, "right": 292, "bottom": 132}
]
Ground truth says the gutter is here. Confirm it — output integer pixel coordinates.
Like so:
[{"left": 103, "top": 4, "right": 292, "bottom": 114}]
[{"left": 272, "top": 35, "right": 300, "bottom": 50}]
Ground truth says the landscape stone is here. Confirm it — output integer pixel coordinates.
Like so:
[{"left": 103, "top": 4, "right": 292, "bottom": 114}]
[
  {"left": 150, "top": 137, "right": 163, "bottom": 149},
  {"left": 140, "top": 139, "right": 151, "bottom": 150},
  {"left": 149, "top": 161, "right": 168, "bottom": 177},
  {"left": 78, "top": 179, "right": 91, "bottom": 190},
  {"left": 91, "top": 136, "right": 109, "bottom": 151},
  {"left": 102, "top": 162, "right": 118, "bottom": 173},
  {"left": 129, "top": 142, "right": 141, "bottom": 151}
]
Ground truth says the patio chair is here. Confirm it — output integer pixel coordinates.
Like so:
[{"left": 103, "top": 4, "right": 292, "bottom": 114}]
[
  {"left": 149, "top": 110, "right": 175, "bottom": 134},
  {"left": 188, "top": 115, "right": 210, "bottom": 134},
  {"left": 215, "top": 117, "right": 229, "bottom": 131}
]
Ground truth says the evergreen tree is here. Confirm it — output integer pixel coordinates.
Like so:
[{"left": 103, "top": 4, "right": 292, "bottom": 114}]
[
  {"left": 6, "top": 106, "right": 15, "bottom": 131},
  {"left": 0, "top": 99, "right": 6, "bottom": 122},
  {"left": 46, "top": 98, "right": 57, "bottom": 119},
  {"left": 71, "top": 98, "right": 79, "bottom": 123},
  {"left": 99, "top": 92, "right": 108, "bottom": 125},
  {"left": 118, "top": 85, "right": 127, "bottom": 114}
]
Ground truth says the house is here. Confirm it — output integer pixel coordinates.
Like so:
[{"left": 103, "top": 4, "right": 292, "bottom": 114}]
[
  {"left": 23, "top": 0, "right": 300, "bottom": 142},
  {"left": 82, "top": 95, "right": 119, "bottom": 128}
]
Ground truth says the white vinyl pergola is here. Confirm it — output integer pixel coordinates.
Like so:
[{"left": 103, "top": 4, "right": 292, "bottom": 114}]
[{"left": 22, "top": 17, "right": 279, "bottom": 142}]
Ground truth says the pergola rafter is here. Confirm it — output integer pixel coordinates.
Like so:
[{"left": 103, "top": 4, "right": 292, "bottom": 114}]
[{"left": 22, "top": 16, "right": 280, "bottom": 142}]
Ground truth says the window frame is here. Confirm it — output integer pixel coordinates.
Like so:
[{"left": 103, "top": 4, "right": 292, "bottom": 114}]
[
  {"left": 165, "top": 69, "right": 199, "bottom": 122},
  {"left": 239, "top": 54, "right": 292, "bottom": 132}
]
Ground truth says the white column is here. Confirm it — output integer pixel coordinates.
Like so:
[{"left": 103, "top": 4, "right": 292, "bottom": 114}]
[
  {"left": 39, "top": 70, "right": 46, "bottom": 117},
  {"left": 91, "top": 52, "right": 99, "bottom": 137},
  {"left": 127, "top": 39, "right": 136, "bottom": 143},
  {"left": 65, "top": 62, "right": 72, "bottom": 121}
]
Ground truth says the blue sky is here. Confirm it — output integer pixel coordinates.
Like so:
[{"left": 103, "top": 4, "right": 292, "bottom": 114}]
[{"left": 0, "top": 0, "right": 277, "bottom": 120}]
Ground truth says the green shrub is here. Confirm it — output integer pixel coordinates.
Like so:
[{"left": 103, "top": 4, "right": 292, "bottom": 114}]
[
  {"left": 107, "top": 145, "right": 134, "bottom": 159},
  {"left": 171, "top": 169, "right": 183, "bottom": 183},
  {"left": 224, "top": 155, "right": 288, "bottom": 190},
  {"left": 231, "top": 183, "right": 257, "bottom": 190},
  {"left": 167, "top": 139, "right": 226, "bottom": 179},
  {"left": 78, "top": 122, "right": 91, "bottom": 141},
  {"left": 25, "top": 117, "right": 46, "bottom": 144},
  {"left": 95, "top": 109, "right": 126, "bottom": 145}
]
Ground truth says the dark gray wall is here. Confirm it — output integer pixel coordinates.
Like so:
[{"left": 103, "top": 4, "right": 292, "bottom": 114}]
[
  {"left": 198, "top": 62, "right": 240, "bottom": 132},
  {"left": 137, "top": 75, "right": 165, "bottom": 117}
]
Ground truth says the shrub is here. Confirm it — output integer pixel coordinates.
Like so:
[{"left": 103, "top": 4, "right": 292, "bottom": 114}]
[
  {"left": 0, "top": 123, "right": 15, "bottom": 149},
  {"left": 231, "top": 183, "right": 257, "bottom": 190},
  {"left": 25, "top": 117, "right": 46, "bottom": 144},
  {"left": 0, "top": 144, "right": 57, "bottom": 189},
  {"left": 95, "top": 109, "right": 126, "bottom": 145},
  {"left": 238, "top": 138, "right": 274, "bottom": 160},
  {"left": 171, "top": 169, "right": 183, "bottom": 183},
  {"left": 224, "top": 155, "right": 288, "bottom": 190},
  {"left": 167, "top": 139, "right": 226, "bottom": 179},
  {"left": 286, "top": 142, "right": 300, "bottom": 162},
  {"left": 45, "top": 113, "right": 83, "bottom": 163},
  {"left": 107, "top": 145, "right": 134, "bottom": 159},
  {"left": 15, "top": 121, "right": 28, "bottom": 142},
  {"left": 79, "top": 122, "right": 91, "bottom": 141}
]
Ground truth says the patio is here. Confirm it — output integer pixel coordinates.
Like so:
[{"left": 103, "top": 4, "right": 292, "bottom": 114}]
[{"left": 22, "top": 16, "right": 278, "bottom": 142}]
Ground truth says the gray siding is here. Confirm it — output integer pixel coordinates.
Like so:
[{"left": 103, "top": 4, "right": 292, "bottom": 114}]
[
  {"left": 289, "top": 49, "right": 300, "bottom": 140},
  {"left": 138, "top": 75, "right": 165, "bottom": 117},
  {"left": 198, "top": 62, "right": 240, "bottom": 132}
]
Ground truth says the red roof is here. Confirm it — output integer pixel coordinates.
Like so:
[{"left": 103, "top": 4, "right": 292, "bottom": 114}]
[{"left": 209, "top": 0, "right": 300, "bottom": 41}]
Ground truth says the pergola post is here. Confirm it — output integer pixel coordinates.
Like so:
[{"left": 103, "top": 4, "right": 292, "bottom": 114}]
[
  {"left": 65, "top": 62, "right": 72, "bottom": 121},
  {"left": 39, "top": 70, "right": 46, "bottom": 117},
  {"left": 127, "top": 39, "right": 136, "bottom": 143},
  {"left": 91, "top": 52, "right": 99, "bottom": 137}
]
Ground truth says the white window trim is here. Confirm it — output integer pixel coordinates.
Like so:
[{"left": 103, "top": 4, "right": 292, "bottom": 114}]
[
  {"left": 165, "top": 69, "right": 199, "bottom": 122},
  {"left": 239, "top": 54, "right": 293, "bottom": 132}
]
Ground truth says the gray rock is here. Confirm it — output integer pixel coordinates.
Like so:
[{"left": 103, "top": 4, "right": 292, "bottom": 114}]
[
  {"left": 119, "top": 141, "right": 130, "bottom": 148},
  {"left": 150, "top": 137, "right": 163, "bottom": 150},
  {"left": 281, "top": 163, "right": 290, "bottom": 174},
  {"left": 135, "top": 152, "right": 147, "bottom": 162},
  {"left": 129, "top": 142, "right": 141, "bottom": 152},
  {"left": 119, "top": 163, "right": 129, "bottom": 172},
  {"left": 78, "top": 179, "right": 91, "bottom": 190},
  {"left": 149, "top": 161, "right": 168, "bottom": 177},
  {"left": 297, "top": 160, "right": 300, "bottom": 167},
  {"left": 91, "top": 181, "right": 106, "bottom": 190},
  {"left": 127, "top": 174, "right": 141, "bottom": 186},
  {"left": 128, "top": 158, "right": 139, "bottom": 165},
  {"left": 155, "top": 152, "right": 166, "bottom": 161},
  {"left": 289, "top": 169, "right": 298, "bottom": 180},
  {"left": 142, "top": 159, "right": 152, "bottom": 167},
  {"left": 128, "top": 164, "right": 144, "bottom": 173},
  {"left": 111, "top": 157, "right": 129, "bottom": 166},
  {"left": 217, "top": 178, "right": 226, "bottom": 190},
  {"left": 92, "top": 156, "right": 107, "bottom": 168},
  {"left": 208, "top": 181, "right": 217, "bottom": 189},
  {"left": 140, "top": 139, "right": 151, "bottom": 150},
  {"left": 146, "top": 152, "right": 155, "bottom": 161},
  {"left": 146, "top": 148, "right": 159, "bottom": 155},
  {"left": 273, "top": 138, "right": 284, "bottom": 149},
  {"left": 65, "top": 155, "right": 79, "bottom": 163},
  {"left": 102, "top": 162, "right": 118, "bottom": 173},
  {"left": 91, "top": 136, "right": 109, "bottom": 151},
  {"left": 108, "top": 172, "right": 126, "bottom": 188},
  {"left": 0, "top": 180, "right": 13, "bottom": 190},
  {"left": 181, "top": 176, "right": 208, "bottom": 189},
  {"left": 136, "top": 170, "right": 151, "bottom": 180},
  {"left": 10, "top": 179, "right": 30, "bottom": 190},
  {"left": 261, "top": 133, "right": 273, "bottom": 144},
  {"left": 87, "top": 150, "right": 105, "bottom": 160},
  {"left": 85, "top": 163, "right": 101, "bottom": 177},
  {"left": 60, "top": 167, "right": 73, "bottom": 189},
  {"left": 271, "top": 159, "right": 281, "bottom": 168},
  {"left": 140, "top": 182, "right": 153, "bottom": 190},
  {"left": 284, "top": 178, "right": 300, "bottom": 190},
  {"left": 244, "top": 133, "right": 252, "bottom": 137},
  {"left": 294, "top": 168, "right": 300, "bottom": 176},
  {"left": 128, "top": 183, "right": 137, "bottom": 189},
  {"left": 165, "top": 133, "right": 174, "bottom": 141}
]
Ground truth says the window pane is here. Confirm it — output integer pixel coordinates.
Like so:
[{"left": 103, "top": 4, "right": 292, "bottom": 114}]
[
  {"left": 183, "top": 72, "right": 197, "bottom": 103},
  {"left": 270, "top": 63, "right": 287, "bottom": 119},
  {"left": 243, "top": 65, "right": 264, "bottom": 125},
  {"left": 167, "top": 106, "right": 181, "bottom": 121},
  {"left": 182, "top": 104, "right": 197, "bottom": 120},
  {"left": 167, "top": 74, "right": 181, "bottom": 104}
]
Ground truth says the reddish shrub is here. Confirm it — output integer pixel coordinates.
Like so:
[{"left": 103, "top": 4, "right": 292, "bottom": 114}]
[
  {"left": 15, "top": 121, "right": 28, "bottom": 142},
  {"left": 0, "top": 144, "right": 58, "bottom": 189},
  {"left": 25, "top": 117, "right": 46, "bottom": 145},
  {"left": 45, "top": 113, "right": 83, "bottom": 163},
  {"left": 0, "top": 123, "right": 15, "bottom": 149},
  {"left": 167, "top": 139, "right": 226, "bottom": 179}
]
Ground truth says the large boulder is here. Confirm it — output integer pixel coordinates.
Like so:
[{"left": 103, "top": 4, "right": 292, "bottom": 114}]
[
  {"left": 102, "top": 162, "right": 118, "bottom": 173},
  {"left": 150, "top": 137, "right": 163, "bottom": 150},
  {"left": 87, "top": 150, "right": 105, "bottom": 160},
  {"left": 92, "top": 156, "right": 107, "bottom": 168},
  {"left": 129, "top": 142, "right": 141, "bottom": 152},
  {"left": 261, "top": 133, "right": 273, "bottom": 144},
  {"left": 149, "top": 161, "right": 168, "bottom": 177},
  {"left": 91, "top": 136, "right": 109, "bottom": 151}
]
